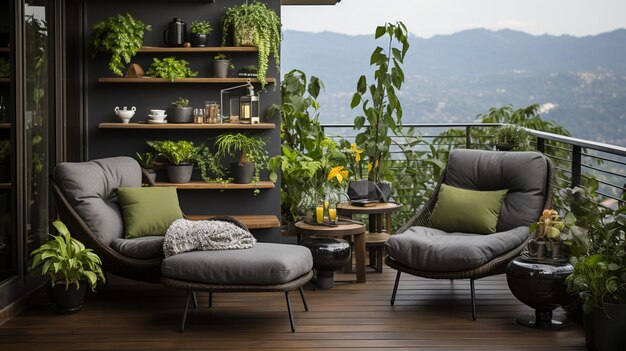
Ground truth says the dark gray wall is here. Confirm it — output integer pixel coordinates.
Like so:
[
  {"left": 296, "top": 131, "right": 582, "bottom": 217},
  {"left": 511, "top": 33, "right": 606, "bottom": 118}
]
[{"left": 83, "top": 0, "right": 282, "bottom": 241}]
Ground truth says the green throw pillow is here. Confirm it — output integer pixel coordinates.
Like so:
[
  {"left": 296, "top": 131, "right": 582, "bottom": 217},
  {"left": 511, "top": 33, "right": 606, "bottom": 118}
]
[
  {"left": 429, "top": 184, "right": 508, "bottom": 234},
  {"left": 116, "top": 187, "right": 183, "bottom": 238}
]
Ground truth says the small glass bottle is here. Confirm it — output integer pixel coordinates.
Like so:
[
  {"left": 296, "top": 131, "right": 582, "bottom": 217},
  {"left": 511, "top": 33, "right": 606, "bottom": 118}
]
[{"left": 193, "top": 108, "right": 205, "bottom": 124}]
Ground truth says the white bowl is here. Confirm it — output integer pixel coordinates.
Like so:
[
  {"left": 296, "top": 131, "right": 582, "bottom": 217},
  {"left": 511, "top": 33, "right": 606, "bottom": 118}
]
[
  {"left": 150, "top": 109, "right": 166, "bottom": 116},
  {"left": 116, "top": 110, "right": 135, "bottom": 119},
  {"left": 149, "top": 114, "right": 167, "bottom": 121}
]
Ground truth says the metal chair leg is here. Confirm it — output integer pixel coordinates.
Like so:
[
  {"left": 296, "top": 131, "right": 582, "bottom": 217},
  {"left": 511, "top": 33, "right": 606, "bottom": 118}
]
[
  {"left": 208, "top": 292, "right": 213, "bottom": 308},
  {"left": 298, "top": 287, "right": 309, "bottom": 312},
  {"left": 180, "top": 291, "right": 192, "bottom": 332},
  {"left": 470, "top": 279, "right": 477, "bottom": 321},
  {"left": 285, "top": 291, "right": 296, "bottom": 332},
  {"left": 192, "top": 291, "right": 198, "bottom": 309},
  {"left": 391, "top": 270, "right": 401, "bottom": 305}
]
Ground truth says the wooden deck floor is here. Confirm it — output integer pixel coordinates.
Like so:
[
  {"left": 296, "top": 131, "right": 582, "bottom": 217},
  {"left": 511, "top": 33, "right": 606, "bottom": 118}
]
[{"left": 0, "top": 267, "right": 585, "bottom": 351}]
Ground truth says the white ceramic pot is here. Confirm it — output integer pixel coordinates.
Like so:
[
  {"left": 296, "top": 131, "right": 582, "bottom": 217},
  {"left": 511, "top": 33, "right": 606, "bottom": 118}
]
[{"left": 115, "top": 106, "right": 136, "bottom": 122}]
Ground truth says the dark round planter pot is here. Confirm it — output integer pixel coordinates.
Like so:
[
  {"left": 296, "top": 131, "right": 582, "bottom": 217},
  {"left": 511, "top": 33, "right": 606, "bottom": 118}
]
[
  {"left": 213, "top": 60, "right": 230, "bottom": 78},
  {"left": 0, "top": 160, "right": 10, "bottom": 183},
  {"left": 231, "top": 162, "right": 254, "bottom": 184},
  {"left": 301, "top": 236, "right": 351, "bottom": 289},
  {"left": 584, "top": 303, "right": 626, "bottom": 351},
  {"left": 190, "top": 33, "right": 208, "bottom": 47},
  {"left": 45, "top": 280, "right": 87, "bottom": 315},
  {"left": 168, "top": 107, "right": 193, "bottom": 123},
  {"left": 167, "top": 164, "right": 193, "bottom": 183}
]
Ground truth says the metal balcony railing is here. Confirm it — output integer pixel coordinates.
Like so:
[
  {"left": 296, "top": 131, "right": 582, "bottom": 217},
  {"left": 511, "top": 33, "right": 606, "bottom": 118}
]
[{"left": 321, "top": 123, "right": 626, "bottom": 229}]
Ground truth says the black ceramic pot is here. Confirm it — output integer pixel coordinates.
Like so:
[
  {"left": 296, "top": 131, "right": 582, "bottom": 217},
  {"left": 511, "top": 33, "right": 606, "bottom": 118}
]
[
  {"left": 191, "top": 33, "right": 208, "bottom": 47},
  {"left": 167, "top": 164, "right": 193, "bottom": 183},
  {"left": 301, "top": 236, "right": 351, "bottom": 289},
  {"left": 46, "top": 280, "right": 87, "bottom": 314},
  {"left": 506, "top": 257, "right": 574, "bottom": 329},
  {"left": 168, "top": 107, "right": 193, "bottom": 123},
  {"left": 584, "top": 303, "right": 626, "bottom": 351},
  {"left": 231, "top": 162, "right": 254, "bottom": 184}
]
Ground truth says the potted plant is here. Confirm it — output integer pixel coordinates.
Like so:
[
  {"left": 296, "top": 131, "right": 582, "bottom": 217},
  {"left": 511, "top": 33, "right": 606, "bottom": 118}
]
[
  {"left": 168, "top": 97, "right": 193, "bottom": 123},
  {"left": 189, "top": 20, "right": 212, "bottom": 47},
  {"left": 221, "top": 1, "right": 281, "bottom": 86},
  {"left": 557, "top": 186, "right": 626, "bottom": 351},
  {"left": 147, "top": 140, "right": 199, "bottom": 183},
  {"left": 0, "top": 140, "right": 10, "bottom": 183},
  {"left": 90, "top": 13, "right": 152, "bottom": 76},
  {"left": 238, "top": 65, "right": 258, "bottom": 78},
  {"left": 528, "top": 209, "right": 566, "bottom": 259},
  {"left": 213, "top": 53, "right": 233, "bottom": 78},
  {"left": 134, "top": 152, "right": 156, "bottom": 181},
  {"left": 195, "top": 144, "right": 228, "bottom": 184},
  {"left": 146, "top": 57, "right": 197, "bottom": 82},
  {"left": 492, "top": 124, "right": 529, "bottom": 151},
  {"left": 215, "top": 133, "right": 268, "bottom": 187},
  {"left": 30, "top": 220, "right": 105, "bottom": 314}
]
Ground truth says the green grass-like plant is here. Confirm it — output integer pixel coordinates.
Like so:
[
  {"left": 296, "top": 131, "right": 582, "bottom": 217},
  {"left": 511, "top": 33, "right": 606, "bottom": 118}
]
[
  {"left": 30, "top": 221, "right": 105, "bottom": 290},
  {"left": 215, "top": 133, "right": 269, "bottom": 191},
  {"left": 147, "top": 140, "right": 199, "bottom": 166},
  {"left": 91, "top": 13, "right": 151, "bottom": 76},
  {"left": 221, "top": 1, "right": 281, "bottom": 86},
  {"left": 190, "top": 21, "right": 213, "bottom": 35},
  {"left": 146, "top": 57, "right": 197, "bottom": 82}
]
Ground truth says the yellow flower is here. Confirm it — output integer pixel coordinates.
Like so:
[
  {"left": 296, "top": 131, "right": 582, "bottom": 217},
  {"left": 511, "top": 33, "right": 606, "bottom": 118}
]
[
  {"left": 367, "top": 163, "right": 372, "bottom": 172},
  {"left": 351, "top": 143, "right": 364, "bottom": 162},
  {"left": 327, "top": 166, "right": 349, "bottom": 184}
]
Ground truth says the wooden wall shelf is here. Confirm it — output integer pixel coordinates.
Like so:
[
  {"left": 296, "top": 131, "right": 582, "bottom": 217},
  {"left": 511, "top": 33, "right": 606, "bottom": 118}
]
[
  {"left": 99, "top": 122, "right": 275, "bottom": 130},
  {"left": 97, "top": 77, "right": 275, "bottom": 84},
  {"left": 186, "top": 214, "right": 280, "bottom": 229},
  {"left": 139, "top": 46, "right": 257, "bottom": 53},
  {"left": 0, "top": 123, "right": 11, "bottom": 129},
  {"left": 155, "top": 181, "right": 275, "bottom": 190}
]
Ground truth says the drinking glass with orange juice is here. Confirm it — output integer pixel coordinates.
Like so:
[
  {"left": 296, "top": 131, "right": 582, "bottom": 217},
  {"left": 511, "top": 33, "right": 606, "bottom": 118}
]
[
  {"left": 328, "top": 203, "right": 337, "bottom": 224},
  {"left": 315, "top": 204, "right": 324, "bottom": 224}
]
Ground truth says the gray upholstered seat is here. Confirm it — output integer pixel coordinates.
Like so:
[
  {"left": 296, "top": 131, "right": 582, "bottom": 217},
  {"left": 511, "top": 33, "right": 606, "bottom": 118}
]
[
  {"left": 385, "top": 226, "right": 529, "bottom": 272},
  {"left": 110, "top": 236, "right": 164, "bottom": 259},
  {"left": 161, "top": 243, "right": 313, "bottom": 285},
  {"left": 385, "top": 149, "right": 553, "bottom": 320}
]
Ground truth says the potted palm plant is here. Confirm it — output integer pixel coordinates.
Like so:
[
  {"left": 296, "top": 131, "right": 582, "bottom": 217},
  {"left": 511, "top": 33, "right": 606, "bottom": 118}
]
[
  {"left": 215, "top": 133, "right": 268, "bottom": 186},
  {"left": 147, "top": 140, "right": 199, "bottom": 183},
  {"left": 221, "top": 1, "right": 281, "bottom": 86},
  {"left": 189, "top": 20, "right": 212, "bottom": 47},
  {"left": 30, "top": 220, "right": 105, "bottom": 314},
  {"left": 558, "top": 187, "right": 626, "bottom": 351}
]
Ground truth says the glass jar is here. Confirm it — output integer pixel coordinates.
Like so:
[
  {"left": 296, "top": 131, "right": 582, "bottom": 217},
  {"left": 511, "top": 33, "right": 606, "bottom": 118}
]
[{"left": 193, "top": 108, "right": 205, "bottom": 124}]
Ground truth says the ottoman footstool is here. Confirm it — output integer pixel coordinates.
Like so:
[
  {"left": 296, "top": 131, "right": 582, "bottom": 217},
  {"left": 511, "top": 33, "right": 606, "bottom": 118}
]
[{"left": 161, "top": 243, "right": 314, "bottom": 332}]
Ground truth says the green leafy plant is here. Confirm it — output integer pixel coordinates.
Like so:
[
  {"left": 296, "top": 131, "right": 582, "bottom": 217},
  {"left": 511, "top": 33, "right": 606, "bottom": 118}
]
[
  {"left": 240, "top": 65, "right": 258, "bottom": 72},
  {"left": 0, "top": 140, "right": 10, "bottom": 161},
  {"left": 215, "top": 133, "right": 269, "bottom": 187},
  {"left": 493, "top": 125, "right": 529, "bottom": 151},
  {"left": 195, "top": 144, "right": 228, "bottom": 183},
  {"left": 171, "top": 97, "right": 190, "bottom": 108},
  {"left": 350, "top": 22, "right": 410, "bottom": 182},
  {"left": 133, "top": 152, "right": 155, "bottom": 170},
  {"left": 214, "top": 53, "right": 230, "bottom": 61},
  {"left": 190, "top": 21, "right": 212, "bottom": 35},
  {"left": 0, "top": 58, "right": 9, "bottom": 78},
  {"left": 221, "top": 1, "right": 281, "bottom": 86},
  {"left": 30, "top": 220, "right": 105, "bottom": 290},
  {"left": 146, "top": 57, "right": 197, "bottom": 82},
  {"left": 90, "top": 13, "right": 151, "bottom": 76},
  {"left": 147, "top": 140, "right": 199, "bottom": 166}
]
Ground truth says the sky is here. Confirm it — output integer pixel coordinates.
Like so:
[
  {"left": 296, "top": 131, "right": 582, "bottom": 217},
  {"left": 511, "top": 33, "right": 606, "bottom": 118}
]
[{"left": 282, "top": 0, "right": 626, "bottom": 38}]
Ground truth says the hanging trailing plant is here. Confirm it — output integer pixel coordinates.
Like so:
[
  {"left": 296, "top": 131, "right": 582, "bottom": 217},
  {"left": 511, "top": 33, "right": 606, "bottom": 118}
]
[
  {"left": 221, "top": 1, "right": 281, "bottom": 86},
  {"left": 91, "top": 13, "right": 151, "bottom": 77}
]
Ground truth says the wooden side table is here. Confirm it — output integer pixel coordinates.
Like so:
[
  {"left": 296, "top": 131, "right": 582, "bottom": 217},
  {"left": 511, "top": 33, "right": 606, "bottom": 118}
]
[
  {"left": 337, "top": 202, "right": 402, "bottom": 272},
  {"left": 295, "top": 221, "right": 366, "bottom": 283}
]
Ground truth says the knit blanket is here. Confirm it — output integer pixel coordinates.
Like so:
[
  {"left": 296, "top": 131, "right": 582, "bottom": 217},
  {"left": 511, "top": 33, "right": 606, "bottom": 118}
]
[{"left": 163, "top": 219, "right": 256, "bottom": 257}]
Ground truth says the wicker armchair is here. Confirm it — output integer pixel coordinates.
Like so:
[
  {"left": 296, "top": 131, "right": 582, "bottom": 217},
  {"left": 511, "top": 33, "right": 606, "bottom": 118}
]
[{"left": 385, "top": 149, "right": 554, "bottom": 320}]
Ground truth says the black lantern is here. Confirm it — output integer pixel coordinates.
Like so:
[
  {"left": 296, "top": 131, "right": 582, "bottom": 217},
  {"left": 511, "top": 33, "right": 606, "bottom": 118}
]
[{"left": 220, "top": 80, "right": 260, "bottom": 124}]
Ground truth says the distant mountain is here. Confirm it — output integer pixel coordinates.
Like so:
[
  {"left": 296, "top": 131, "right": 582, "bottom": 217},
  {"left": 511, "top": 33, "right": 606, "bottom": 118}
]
[{"left": 281, "top": 29, "right": 626, "bottom": 146}]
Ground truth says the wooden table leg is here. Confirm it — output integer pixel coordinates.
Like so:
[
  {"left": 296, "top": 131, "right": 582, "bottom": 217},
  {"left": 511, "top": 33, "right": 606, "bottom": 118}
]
[
  {"left": 385, "top": 213, "right": 392, "bottom": 233},
  {"left": 354, "top": 231, "right": 366, "bottom": 283}
]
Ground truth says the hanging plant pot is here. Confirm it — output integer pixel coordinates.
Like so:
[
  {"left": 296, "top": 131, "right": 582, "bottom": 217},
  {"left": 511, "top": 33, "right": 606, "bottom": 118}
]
[
  {"left": 46, "top": 280, "right": 87, "bottom": 315},
  {"left": 233, "top": 23, "right": 255, "bottom": 47},
  {"left": 231, "top": 162, "right": 254, "bottom": 184},
  {"left": 167, "top": 164, "right": 193, "bottom": 183}
]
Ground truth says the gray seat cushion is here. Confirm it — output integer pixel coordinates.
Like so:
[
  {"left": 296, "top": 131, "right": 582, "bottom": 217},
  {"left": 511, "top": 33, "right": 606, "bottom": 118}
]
[
  {"left": 385, "top": 226, "right": 529, "bottom": 272},
  {"left": 445, "top": 150, "right": 548, "bottom": 232},
  {"left": 110, "top": 236, "right": 164, "bottom": 259},
  {"left": 161, "top": 243, "right": 313, "bottom": 285},
  {"left": 54, "top": 157, "right": 142, "bottom": 245}
]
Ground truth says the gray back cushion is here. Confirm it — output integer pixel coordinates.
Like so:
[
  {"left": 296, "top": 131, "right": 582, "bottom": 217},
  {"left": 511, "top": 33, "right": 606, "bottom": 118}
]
[
  {"left": 444, "top": 149, "right": 549, "bottom": 232},
  {"left": 54, "top": 157, "right": 142, "bottom": 245}
]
